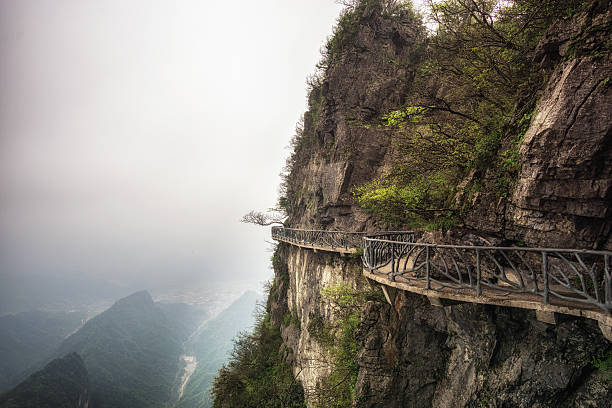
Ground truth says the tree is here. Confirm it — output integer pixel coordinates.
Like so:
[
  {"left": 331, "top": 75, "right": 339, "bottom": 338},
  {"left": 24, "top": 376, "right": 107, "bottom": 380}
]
[
  {"left": 353, "top": 0, "right": 584, "bottom": 227},
  {"left": 240, "top": 210, "right": 286, "bottom": 226}
]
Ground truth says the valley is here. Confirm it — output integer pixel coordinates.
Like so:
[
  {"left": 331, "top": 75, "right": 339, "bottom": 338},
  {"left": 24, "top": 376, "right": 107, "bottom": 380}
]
[{"left": 0, "top": 284, "right": 262, "bottom": 408}]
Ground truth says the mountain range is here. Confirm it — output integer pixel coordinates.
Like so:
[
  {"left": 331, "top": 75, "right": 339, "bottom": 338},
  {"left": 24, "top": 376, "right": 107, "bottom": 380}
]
[{"left": 0, "top": 289, "right": 260, "bottom": 407}]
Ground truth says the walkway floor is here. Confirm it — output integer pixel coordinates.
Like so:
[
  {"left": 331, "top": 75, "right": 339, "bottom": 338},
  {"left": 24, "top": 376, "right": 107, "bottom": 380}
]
[{"left": 364, "top": 267, "right": 612, "bottom": 328}]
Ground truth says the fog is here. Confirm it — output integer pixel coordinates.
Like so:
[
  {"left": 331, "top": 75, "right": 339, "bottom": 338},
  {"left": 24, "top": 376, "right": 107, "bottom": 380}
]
[{"left": 0, "top": 0, "right": 345, "bottom": 309}]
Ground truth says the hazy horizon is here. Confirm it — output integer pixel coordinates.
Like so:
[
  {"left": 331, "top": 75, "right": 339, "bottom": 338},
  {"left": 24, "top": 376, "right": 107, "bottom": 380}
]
[{"left": 0, "top": 0, "right": 345, "bottom": 311}]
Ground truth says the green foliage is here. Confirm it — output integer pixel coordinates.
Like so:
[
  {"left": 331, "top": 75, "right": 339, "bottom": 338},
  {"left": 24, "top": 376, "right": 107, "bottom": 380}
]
[
  {"left": 271, "top": 250, "right": 284, "bottom": 276},
  {"left": 323, "top": 4, "right": 361, "bottom": 63},
  {"left": 283, "top": 308, "right": 301, "bottom": 329},
  {"left": 321, "top": 284, "right": 384, "bottom": 309},
  {"left": 491, "top": 108, "right": 533, "bottom": 197},
  {"left": 307, "top": 312, "right": 334, "bottom": 348},
  {"left": 352, "top": 171, "right": 457, "bottom": 227},
  {"left": 382, "top": 106, "right": 429, "bottom": 127},
  {"left": 309, "top": 90, "right": 326, "bottom": 129},
  {"left": 316, "top": 314, "right": 360, "bottom": 408},
  {"left": 349, "top": 248, "right": 364, "bottom": 261},
  {"left": 211, "top": 308, "right": 305, "bottom": 408},
  {"left": 499, "top": 109, "right": 533, "bottom": 174},
  {"left": 312, "top": 284, "right": 384, "bottom": 407},
  {"left": 500, "top": 147, "right": 520, "bottom": 173},
  {"left": 350, "top": 0, "right": 581, "bottom": 225},
  {"left": 472, "top": 128, "right": 504, "bottom": 172},
  {"left": 269, "top": 280, "right": 279, "bottom": 302},
  {"left": 324, "top": 0, "right": 385, "bottom": 65},
  {"left": 321, "top": 0, "right": 420, "bottom": 67},
  {"left": 591, "top": 350, "right": 612, "bottom": 381}
]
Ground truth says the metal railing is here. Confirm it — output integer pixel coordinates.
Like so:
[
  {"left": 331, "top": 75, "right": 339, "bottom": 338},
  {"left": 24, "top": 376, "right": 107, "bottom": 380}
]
[
  {"left": 271, "top": 227, "right": 612, "bottom": 313},
  {"left": 363, "top": 231, "right": 416, "bottom": 243},
  {"left": 363, "top": 237, "right": 612, "bottom": 313},
  {"left": 271, "top": 226, "right": 367, "bottom": 250},
  {"left": 271, "top": 227, "right": 418, "bottom": 251}
]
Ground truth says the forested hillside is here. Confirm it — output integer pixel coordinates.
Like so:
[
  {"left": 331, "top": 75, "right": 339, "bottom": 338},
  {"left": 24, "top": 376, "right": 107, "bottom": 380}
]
[
  {"left": 54, "top": 291, "right": 193, "bottom": 408},
  {"left": 0, "top": 353, "right": 89, "bottom": 408},
  {"left": 0, "top": 310, "right": 86, "bottom": 391}
]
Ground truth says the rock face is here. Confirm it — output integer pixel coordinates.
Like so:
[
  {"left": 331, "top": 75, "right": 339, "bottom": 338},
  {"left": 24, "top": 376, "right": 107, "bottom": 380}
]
[
  {"left": 274, "top": 245, "right": 367, "bottom": 397},
  {"left": 506, "top": 52, "right": 612, "bottom": 250},
  {"left": 286, "top": 2, "right": 423, "bottom": 231},
  {"left": 462, "top": 48, "right": 612, "bottom": 250},
  {"left": 468, "top": 6, "right": 612, "bottom": 249},
  {"left": 357, "top": 293, "right": 611, "bottom": 408},
  {"left": 287, "top": 3, "right": 611, "bottom": 251},
  {"left": 273, "top": 243, "right": 611, "bottom": 407},
  {"left": 271, "top": 2, "right": 612, "bottom": 407}
]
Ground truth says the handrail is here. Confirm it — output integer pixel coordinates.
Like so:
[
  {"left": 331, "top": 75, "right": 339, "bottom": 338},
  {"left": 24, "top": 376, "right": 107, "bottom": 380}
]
[
  {"left": 362, "top": 236, "right": 612, "bottom": 313},
  {"left": 271, "top": 227, "right": 612, "bottom": 314},
  {"left": 365, "top": 237, "right": 609, "bottom": 254},
  {"left": 271, "top": 226, "right": 367, "bottom": 250},
  {"left": 271, "top": 227, "right": 416, "bottom": 249}
]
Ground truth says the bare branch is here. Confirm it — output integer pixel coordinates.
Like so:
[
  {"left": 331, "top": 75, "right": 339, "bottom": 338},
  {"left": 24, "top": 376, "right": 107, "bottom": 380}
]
[{"left": 240, "top": 210, "right": 286, "bottom": 226}]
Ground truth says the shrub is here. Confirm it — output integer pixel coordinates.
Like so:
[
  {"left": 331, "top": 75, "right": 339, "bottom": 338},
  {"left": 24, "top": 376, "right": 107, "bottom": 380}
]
[
  {"left": 311, "top": 284, "right": 384, "bottom": 407},
  {"left": 592, "top": 350, "right": 612, "bottom": 381},
  {"left": 352, "top": 170, "right": 457, "bottom": 226},
  {"left": 212, "top": 308, "right": 305, "bottom": 408}
]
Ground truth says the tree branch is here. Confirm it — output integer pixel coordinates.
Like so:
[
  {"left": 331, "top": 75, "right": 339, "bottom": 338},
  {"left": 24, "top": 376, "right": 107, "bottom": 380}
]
[{"left": 240, "top": 210, "right": 286, "bottom": 226}]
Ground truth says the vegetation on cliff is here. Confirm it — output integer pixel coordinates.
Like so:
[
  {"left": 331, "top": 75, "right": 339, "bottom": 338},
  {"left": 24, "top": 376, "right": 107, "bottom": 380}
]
[
  {"left": 308, "top": 284, "right": 385, "bottom": 408},
  {"left": 351, "top": 0, "right": 587, "bottom": 227},
  {"left": 211, "top": 293, "right": 305, "bottom": 407},
  {"left": 279, "top": 0, "right": 608, "bottom": 229}
]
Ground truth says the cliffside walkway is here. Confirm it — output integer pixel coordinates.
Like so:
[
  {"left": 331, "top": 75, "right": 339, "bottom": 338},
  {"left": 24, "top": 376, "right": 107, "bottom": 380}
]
[{"left": 271, "top": 227, "right": 612, "bottom": 341}]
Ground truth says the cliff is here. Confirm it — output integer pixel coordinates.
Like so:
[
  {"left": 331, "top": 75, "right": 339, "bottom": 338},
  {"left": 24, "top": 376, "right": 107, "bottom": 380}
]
[
  {"left": 274, "top": 242, "right": 611, "bottom": 407},
  {"left": 215, "top": 1, "right": 612, "bottom": 407},
  {"left": 282, "top": 0, "right": 611, "bottom": 252}
]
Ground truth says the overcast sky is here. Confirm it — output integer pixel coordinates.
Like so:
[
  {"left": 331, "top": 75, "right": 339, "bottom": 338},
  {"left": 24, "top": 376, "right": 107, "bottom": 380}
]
[{"left": 0, "top": 0, "right": 347, "bottom": 297}]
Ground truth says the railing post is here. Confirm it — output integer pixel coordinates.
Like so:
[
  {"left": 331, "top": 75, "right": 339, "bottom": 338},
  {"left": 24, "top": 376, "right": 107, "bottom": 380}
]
[
  {"left": 426, "top": 246, "right": 430, "bottom": 290},
  {"left": 542, "top": 252, "right": 549, "bottom": 304},
  {"left": 604, "top": 254, "right": 610, "bottom": 311},
  {"left": 476, "top": 249, "right": 481, "bottom": 296},
  {"left": 391, "top": 242, "right": 396, "bottom": 282},
  {"left": 362, "top": 238, "right": 367, "bottom": 268}
]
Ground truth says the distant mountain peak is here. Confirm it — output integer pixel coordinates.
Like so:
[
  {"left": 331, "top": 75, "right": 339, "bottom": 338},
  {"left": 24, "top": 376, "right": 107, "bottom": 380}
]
[
  {"left": 113, "top": 290, "right": 154, "bottom": 307},
  {"left": 58, "top": 352, "right": 84, "bottom": 366}
]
